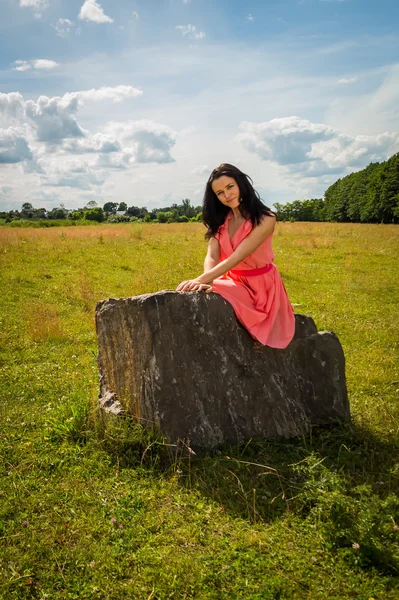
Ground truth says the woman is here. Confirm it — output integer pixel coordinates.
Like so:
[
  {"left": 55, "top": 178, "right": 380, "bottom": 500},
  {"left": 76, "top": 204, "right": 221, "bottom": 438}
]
[{"left": 176, "top": 163, "right": 295, "bottom": 348}]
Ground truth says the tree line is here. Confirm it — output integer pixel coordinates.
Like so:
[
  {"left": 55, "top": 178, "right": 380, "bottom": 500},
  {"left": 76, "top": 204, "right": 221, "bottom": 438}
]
[
  {"left": 274, "top": 152, "right": 399, "bottom": 224},
  {"left": 1, "top": 152, "right": 398, "bottom": 225},
  {"left": 0, "top": 199, "right": 203, "bottom": 225}
]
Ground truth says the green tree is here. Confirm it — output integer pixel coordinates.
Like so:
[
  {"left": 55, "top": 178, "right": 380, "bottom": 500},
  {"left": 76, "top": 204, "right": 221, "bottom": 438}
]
[
  {"left": 84, "top": 207, "right": 104, "bottom": 222},
  {"left": 69, "top": 210, "right": 84, "bottom": 220},
  {"left": 378, "top": 153, "right": 399, "bottom": 223},
  {"left": 48, "top": 207, "right": 67, "bottom": 220},
  {"left": 180, "top": 198, "right": 196, "bottom": 218},
  {"left": 85, "top": 200, "right": 98, "bottom": 210},
  {"left": 103, "top": 202, "right": 118, "bottom": 214},
  {"left": 157, "top": 212, "right": 167, "bottom": 223}
]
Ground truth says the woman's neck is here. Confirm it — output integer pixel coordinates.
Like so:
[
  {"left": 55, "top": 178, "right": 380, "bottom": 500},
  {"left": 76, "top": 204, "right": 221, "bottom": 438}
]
[{"left": 231, "top": 207, "right": 243, "bottom": 220}]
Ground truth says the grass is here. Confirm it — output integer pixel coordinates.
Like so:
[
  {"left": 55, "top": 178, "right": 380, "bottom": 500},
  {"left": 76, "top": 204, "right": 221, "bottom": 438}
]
[{"left": 0, "top": 221, "right": 398, "bottom": 599}]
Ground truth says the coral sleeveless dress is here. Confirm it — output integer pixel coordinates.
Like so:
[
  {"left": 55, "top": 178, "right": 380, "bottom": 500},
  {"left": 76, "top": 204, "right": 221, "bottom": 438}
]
[{"left": 212, "top": 212, "right": 295, "bottom": 348}]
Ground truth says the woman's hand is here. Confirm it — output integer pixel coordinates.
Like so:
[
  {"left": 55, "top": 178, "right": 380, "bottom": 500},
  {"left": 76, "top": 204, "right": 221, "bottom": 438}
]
[{"left": 176, "top": 279, "right": 213, "bottom": 293}]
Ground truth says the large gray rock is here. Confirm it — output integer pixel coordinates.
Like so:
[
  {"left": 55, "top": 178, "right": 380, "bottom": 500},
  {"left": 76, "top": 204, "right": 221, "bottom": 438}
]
[{"left": 95, "top": 291, "right": 350, "bottom": 450}]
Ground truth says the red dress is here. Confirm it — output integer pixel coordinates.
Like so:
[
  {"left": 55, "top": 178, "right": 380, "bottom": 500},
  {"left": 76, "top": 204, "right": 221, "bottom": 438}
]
[{"left": 212, "top": 212, "right": 295, "bottom": 348}]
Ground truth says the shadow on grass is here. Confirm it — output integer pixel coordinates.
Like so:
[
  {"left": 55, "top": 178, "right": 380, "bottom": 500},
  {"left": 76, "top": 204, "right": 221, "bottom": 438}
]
[{"left": 96, "top": 416, "right": 399, "bottom": 577}]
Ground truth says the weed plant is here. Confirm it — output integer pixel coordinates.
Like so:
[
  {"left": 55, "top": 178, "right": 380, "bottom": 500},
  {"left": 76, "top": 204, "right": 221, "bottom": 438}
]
[{"left": 0, "top": 222, "right": 398, "bottom": 599}]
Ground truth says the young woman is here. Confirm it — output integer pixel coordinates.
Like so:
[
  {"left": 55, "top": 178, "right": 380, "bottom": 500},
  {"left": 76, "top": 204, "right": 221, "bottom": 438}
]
[{"left": 176, "top": 163, "right": 295, "bottom": 348}]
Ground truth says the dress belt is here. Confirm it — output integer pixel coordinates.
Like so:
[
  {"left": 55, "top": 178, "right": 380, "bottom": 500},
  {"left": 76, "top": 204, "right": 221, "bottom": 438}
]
[{"left": 230, "top": 264, "right": 273, "bottom": 277}]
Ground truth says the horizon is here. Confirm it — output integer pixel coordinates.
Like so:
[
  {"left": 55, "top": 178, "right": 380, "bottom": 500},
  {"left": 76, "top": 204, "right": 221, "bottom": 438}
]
[{"left": 1, "top": 0, "right": 399, "bottom": 212}]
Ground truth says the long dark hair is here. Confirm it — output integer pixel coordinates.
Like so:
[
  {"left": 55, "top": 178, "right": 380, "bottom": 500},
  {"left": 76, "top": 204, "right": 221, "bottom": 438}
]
[{"left": 202, "top": 163, "right": 275, "bottom": 239}]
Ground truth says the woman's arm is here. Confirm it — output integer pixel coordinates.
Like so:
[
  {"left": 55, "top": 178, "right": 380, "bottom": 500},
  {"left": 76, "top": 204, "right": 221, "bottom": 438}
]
[
  {"left": 177, "top": 215, "right": 276, "bottom": 292},
  {"left": 203, "top": 236, "right": 220, "bottom": 275}
]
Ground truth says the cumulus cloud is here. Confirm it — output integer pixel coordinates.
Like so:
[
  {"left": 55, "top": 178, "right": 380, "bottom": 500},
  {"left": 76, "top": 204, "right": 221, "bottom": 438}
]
[
  {"left": 239, "top": 117, "right": 335, "bottom": 165},
  {"left": 33, "top": 59, "right": 59, "bottom": 69},
  {"left": 88, "top": 153, "right": 129, "bottom": 170},
  {"left": 239, "top": 116, "right": 399, "bottom": 178},
  {"left": 0, "top": 127, "right": 33, "bottom": 164},
  {"left": 0, "top": 93, "right": 25, "bottom": 123},
  {"left": 21, "top": 86, "right": 142, "bottom": 144},
  {"left": 25, "top": 95, "right": 86, "bottom": 143},
  {"left": 78, "top": 0, "right": 113, "bottom": 24},
  {"left": 12, "top": 59, "right": 59, "bottom": 71},
  {"left": 176, "top": 24, "right": 205, "bottom": 40},
  {"left": 62, "top": 133, "right": 121, "bottom": 154},
  {"left": 103, "top": 120, "right": 177, "bottom": 165},
  {"left": 0, "top": 86, "right": 176, "bottom": 196},
  {"left": 19, "top": 0, "right": 48, "bottom": 9},
  {"left": 246, "top": 14, "right": 255, "bottom": 22}
]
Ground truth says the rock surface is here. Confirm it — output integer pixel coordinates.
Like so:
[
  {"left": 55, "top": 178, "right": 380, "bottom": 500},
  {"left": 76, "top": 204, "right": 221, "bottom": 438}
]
[{"left": 95, "top": 291, "right": 350, "bottom": 450}]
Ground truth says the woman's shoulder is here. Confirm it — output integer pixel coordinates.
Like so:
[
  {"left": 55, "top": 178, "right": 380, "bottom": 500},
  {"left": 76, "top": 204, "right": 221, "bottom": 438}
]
[
  {"left": 261, "top": 212, "right": 277, "bottom": 226},
  {"left": 247, "top": 212, "right": 276, "bottom": 228}
]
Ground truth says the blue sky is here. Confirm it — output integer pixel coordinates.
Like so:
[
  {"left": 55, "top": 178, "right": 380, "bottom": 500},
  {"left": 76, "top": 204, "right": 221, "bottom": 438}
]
[{"left": 1, "top": 0, "right": 399, "bottom": 211}]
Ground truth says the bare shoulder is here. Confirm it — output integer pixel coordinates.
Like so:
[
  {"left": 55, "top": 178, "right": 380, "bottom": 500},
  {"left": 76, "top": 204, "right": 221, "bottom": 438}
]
[
  {"left": 258, "top": 213, "right": 277, "bottom": 232},
  {"left": 208, "top": 235, "right": 220, "bottom": 247},
  {"left": 207, "top": 235, "right": 220, "bottom": 257}
]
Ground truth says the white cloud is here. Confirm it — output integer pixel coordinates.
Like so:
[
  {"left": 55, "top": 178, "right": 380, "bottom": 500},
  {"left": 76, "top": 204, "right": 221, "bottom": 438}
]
[
  {"left": 31, "top": 190, "right": 62, "bottom": 206},
  {"left": 176, "top": 24, "right": 205, "bottom": 40},
  {"left": 12, "top": 59, "right": 59, "bottom": 71},
  {"left": 0, "top": 185, "right": 14, "bottom": 206},
  {"left": 12, "top": 60, "right": 31, "bottom": 72},
  {"left": 0, "top": 87, "right": 176, "bottom": 199},
  {"left": 131, "top": 11, "right": 139, "bottom": 20},
  {"left": 33, "top": 59, "right": 59, "bottom": 69},
  {"left": 41, "top": 159, "right": 107, "bottom": 189},
  {"left": 78, "top": 0, "right": 114, "bottom": 24},
  {"left": 64, "top": 85, "right": 142, "bottom": 104},
  {"left": 103, "top": 120, "right": 177, "bottom": 164},
  {"left": 183, "top": 0, "right": 192, "bottom": 3},
  {"left": 239, "top": 117, "right": 335, "bottom": 165},
  {"left": 190, "top": 164, "right": 209, "bottom": 176},
  {"left": 62, "top": 133, "right": 121, "bottom": 154},
  {"left": 246, "top": 14, "right": 254, "bottom": 23},
  {"left": 25, "top": 95, "right": 87, "bottom": 143},
  {"left": 0, "top": 93, "right": 25, "bottom": 124},
  {"left": 238, "top": 116, "right": 399, "bottom": 179},
  {"left": 0, "top": 127, "right": 33, "bottom": 164},
  {"left": 89, "top": 153, "right": 129, "bottom": 170},
  {"left": 338, "top": 77, "right": 357, "bottom": 84},
  {"left": 22, "top": 86, "right": 142, "bottom": 144},
  {"left": 19, "top": 0, "right": 48, "bottom": 9},
  {"left": 53, "top": 18, "right": 75, "bottom": 38}
]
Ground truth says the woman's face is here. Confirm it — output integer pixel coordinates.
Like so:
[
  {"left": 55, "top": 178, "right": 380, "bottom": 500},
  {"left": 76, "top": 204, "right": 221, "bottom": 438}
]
[{"left": 211, "top": 176, "right": 241, "bottom": 209}]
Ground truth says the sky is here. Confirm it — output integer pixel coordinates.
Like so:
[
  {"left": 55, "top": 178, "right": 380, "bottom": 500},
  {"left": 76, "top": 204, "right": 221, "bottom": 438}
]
[{"left": 1, "top": 0, "right": 399, "bottom": 212}]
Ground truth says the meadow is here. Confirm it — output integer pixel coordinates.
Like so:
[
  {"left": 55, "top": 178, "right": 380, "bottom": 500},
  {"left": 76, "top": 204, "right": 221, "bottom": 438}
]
[{"left": 0, "top": 221, "right": 398, "bottom": 600}]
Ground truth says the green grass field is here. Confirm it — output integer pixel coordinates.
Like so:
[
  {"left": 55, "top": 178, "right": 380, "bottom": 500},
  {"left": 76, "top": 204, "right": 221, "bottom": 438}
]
[{"left": 0, "top": 221, "right": 398, "bottom": 600}]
